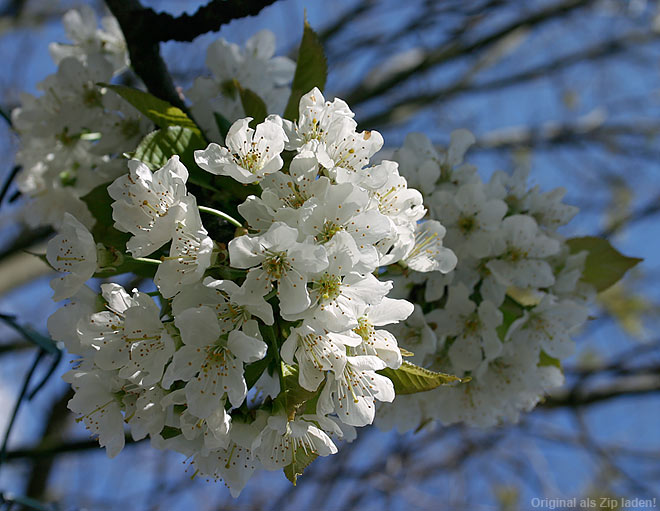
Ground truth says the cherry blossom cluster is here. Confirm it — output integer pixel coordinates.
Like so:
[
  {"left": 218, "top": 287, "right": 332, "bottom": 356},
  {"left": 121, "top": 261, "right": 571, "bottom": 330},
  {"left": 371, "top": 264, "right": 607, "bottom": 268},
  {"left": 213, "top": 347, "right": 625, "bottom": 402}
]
[
  {"left": 377, "top": 131, "right": 594, "bottom": 429},
  {"left": 11, "top": 6, "right": 149, "bottom": 229},
  {"left": 18, "top": 7, "right": 603, "bottom": 496},
  {"left": 11, "top": 10, "right": 295, "bottom": 230},
  {"left": 187, "top": 30, "right": 296, "bottom": 143},
  {"left": 44, "top": 72, "right": 455, "bottom": 493}
]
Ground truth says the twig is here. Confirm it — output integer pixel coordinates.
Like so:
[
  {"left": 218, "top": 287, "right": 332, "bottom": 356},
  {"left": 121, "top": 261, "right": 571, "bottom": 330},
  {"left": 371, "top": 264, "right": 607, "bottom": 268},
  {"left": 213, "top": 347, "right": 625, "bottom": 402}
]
[{"left": 0, "top": 350, "right": 44, "bottom": 468}]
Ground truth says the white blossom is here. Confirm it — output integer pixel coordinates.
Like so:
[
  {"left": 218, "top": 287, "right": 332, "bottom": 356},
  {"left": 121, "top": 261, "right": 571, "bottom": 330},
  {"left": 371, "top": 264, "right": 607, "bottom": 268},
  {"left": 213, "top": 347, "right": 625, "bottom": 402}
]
[
  {"left": 228, "top": 222, "right": 328, "bottom": 315},
  {"left": 108, "top": 156, "right": 190, "bottom": 257},
  {"left": 195, "top": 116, "right": 286, "bottom": 184},
  {"left": 47, "top": 212, "right": 97, "bottom": 301}
]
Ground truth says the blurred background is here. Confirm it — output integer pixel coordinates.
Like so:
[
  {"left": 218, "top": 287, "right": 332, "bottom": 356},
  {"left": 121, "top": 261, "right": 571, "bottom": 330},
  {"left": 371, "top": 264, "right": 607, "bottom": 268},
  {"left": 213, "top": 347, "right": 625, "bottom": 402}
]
[{"left": 0, "top": 0, "right": 659, "bottom": 509}]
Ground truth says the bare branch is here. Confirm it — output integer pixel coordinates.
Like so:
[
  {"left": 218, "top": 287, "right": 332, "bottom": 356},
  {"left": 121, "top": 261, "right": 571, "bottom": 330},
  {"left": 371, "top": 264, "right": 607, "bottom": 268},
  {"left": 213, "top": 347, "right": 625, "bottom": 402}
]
[
  {"left": 357, "top": 30, "right": 660, "bottom": 128},
  {"left": 4, "top": 436, "right": 142, "bottom": 462},
  {"left": 543, "top": 371, "right": 660, "bottom": 408},
  {"left": 344, "top": 0, "right": 596, "bottom": 106}
]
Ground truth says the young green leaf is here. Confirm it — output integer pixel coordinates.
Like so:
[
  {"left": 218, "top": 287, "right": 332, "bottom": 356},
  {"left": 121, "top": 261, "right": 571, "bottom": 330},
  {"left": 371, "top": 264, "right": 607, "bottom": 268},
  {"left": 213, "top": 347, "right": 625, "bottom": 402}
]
[
  {"left": 284, "top": 445, "right": 318, "bottom": 486},
  {"left": 234, "top": 80, "right": 268, "bottom": 128},
  {"left": 274, "top": 363, "right": 316, "bottom": 418},
  {"left": 134, "top": 126, "right": 216, "bottom": 192},
  {"left": 378, "top": 361, "right": 466, "bottom": 395},
  {"left": 81, "top": 183, "right": 130, "bottom": 249},
  {"left": 102, "top": 84, "right": 201, "bottom": 135},
  {"left": 496, "top": 296, "right": 525, "bottom": 341},
  {"left": 567, "top": 236, "right": 642, "bottom": 292},
  {"left": 283, "top": 20, "right": 328, "bottom": 121},
  {"left": 213, "top": 112, "right": 233, "bottom": 140}
]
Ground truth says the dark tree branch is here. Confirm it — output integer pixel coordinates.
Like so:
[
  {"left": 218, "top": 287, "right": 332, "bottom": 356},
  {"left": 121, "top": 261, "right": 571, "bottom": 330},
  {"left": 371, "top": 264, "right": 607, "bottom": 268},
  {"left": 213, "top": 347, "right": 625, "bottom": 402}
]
[
  {"left": 4, "top": 436, "right": 142, "bottom": 462},
  {"left": 542, "top": 372, "right": 660, "bottom": 408},
  {"left": 143, "top": 0, "right": 279, "bottom": 43},
  {"left": 104, "top": 0, "right": 279, "bottom": 109},
  {"left": 357, "top": 30, "right": 659, "bottom": 128},
  {"left": 104, "top": 0, "right": 185, "bottom": 110},
  {"left": 344, "top": 0, "right": 596, "bottom": 106},
  {"left": 0, "top": 105, "right": 11, "bottom": 127},
  {"left": 25, "top": 391, "right": 72, "bottom": 500}
]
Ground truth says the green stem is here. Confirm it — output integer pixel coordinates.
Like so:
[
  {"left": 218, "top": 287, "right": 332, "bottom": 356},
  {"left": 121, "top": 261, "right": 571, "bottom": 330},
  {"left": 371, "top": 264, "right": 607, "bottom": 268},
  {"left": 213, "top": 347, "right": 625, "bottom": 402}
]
[
  {"left": 198, "top": 205, "right": 242, "bottom": 228},
  {"left": 130, "top": 256, "right": 161, "bottom": 265}
]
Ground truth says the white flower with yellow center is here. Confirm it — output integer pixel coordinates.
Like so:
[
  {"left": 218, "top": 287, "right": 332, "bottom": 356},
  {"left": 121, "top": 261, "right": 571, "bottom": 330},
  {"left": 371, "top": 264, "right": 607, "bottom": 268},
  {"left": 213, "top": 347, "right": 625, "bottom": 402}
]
[
  {"left": 154, "top": 196, "right": 214, "bottom": 298},
  {"left": 280, "top": 322, "right": 361, "bottom": 391},
  {"left": 195, "top": 116, "right": 286, "bottom": 184},
  {"left": 108, "top": 156, "right": 189, "bottom": 257},
  {"left": 47, "top": 212, "right": 98, "bottom": 301},
  {"left": 318, "top": 355, "right": 395, "bottom": 427},
  {"left": 162, "top": 318, "right": 267, "bottom": 417},
  {"left": 486, "top": 214, "right": 561, "bottom": 289},
  {"left": 253, "top": 413, "right": 337, "bottom": 471},
  {"left": 352, "top": 297, "right": 414, "bottom": 369},
  {"left": 228, "top": 222, "right": 328, "bottom": 315}
]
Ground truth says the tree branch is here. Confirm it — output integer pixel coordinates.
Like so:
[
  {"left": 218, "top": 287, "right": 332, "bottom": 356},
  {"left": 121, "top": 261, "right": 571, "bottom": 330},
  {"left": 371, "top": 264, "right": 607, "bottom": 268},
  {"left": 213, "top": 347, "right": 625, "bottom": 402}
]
[
  {"left": 344, "top": 0, "right": 596, "bottom": 106},
  {"left": 542, "top": 372, "right": 660, "bottom": 408},
  {"left": 143, "top": 0, "right": 279, "bottom": 43},
  {"left": 104, "top": 0, "right": 279, "bottom": 109},
  {"left": 357, "top": 30, "right": 659, "bottom": 128},
  {"left": 4, "top": 436, "right": 142, "bottom": 462}
]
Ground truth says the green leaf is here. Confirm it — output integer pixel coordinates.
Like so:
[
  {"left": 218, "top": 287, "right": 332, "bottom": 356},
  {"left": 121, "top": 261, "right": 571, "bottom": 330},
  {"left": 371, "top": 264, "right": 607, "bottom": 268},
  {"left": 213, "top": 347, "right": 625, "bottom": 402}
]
[
  {"left": 566, "top": 236, "right": 642, "bottom": 292},
  {"left": 160, "top": 425, "right": 181, "bottom": 440},
  {"left": 274, "top": 363, "right": 316, "bottom": 417},
  {"left": 81, "top": 183, "right": 130, "bottom": 249},
  {"left": 213, "top": 112, "right": 232, "bottom": 140},
  {"left": 284, "top": 445, "right": 318, "bottom": 486},
  {"left": 538, "top": 350, "right": 561, "bottom": 369},
  {"left": 496, "top": 296, "right": 525, "bottom": 341},
  {"left": 133, "top": 126, "right": 216, "bottom": 192},
  {"left": 134, "top": 126, "right": 204, "bottom": 171},
  {"left": 283, "top": 19, "right": 328, "bottom": 121},
  {"left": 244, "top": 355, "right": 272, "bottom": 390},
  {"left": 235, "top": 81, "right": 268, "bottom": 128},
  {"left": 102, "top": 84, "right": 201, "bottom": 135},
  {"left": 0, "top": 314, "right": 59, "bottom": 354},
  {"left": 378, "top": 361, "right": 465, "bottom": 395}
]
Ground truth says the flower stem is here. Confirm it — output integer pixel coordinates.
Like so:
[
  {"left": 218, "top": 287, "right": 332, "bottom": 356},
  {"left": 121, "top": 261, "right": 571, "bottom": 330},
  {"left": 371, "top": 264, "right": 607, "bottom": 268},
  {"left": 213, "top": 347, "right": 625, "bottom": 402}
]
[
  {"left": 198, "top": 205, "right": 242, "bottom": 228},
  {"left": 131, "top": 256, "right": 162, "bottom": 265}
]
